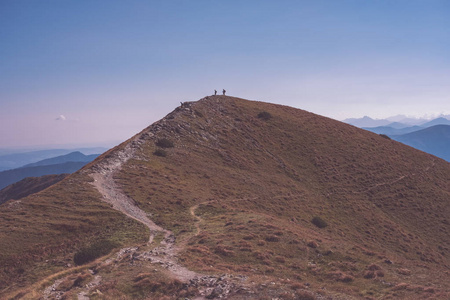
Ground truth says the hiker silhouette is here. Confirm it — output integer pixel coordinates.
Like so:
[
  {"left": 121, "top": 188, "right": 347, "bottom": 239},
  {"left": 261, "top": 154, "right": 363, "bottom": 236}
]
[
  {"left": 214, "top": 89, "right": 217, "bottom": 95},
  {"left": 222, "top": 89, "right": 226, "bottom": 95}
]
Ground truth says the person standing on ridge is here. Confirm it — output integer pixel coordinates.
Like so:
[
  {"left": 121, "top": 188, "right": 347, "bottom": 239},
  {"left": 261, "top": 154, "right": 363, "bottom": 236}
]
[
  {"left": 214, "top": 89, "right": 217, "bottom": 95},
  {"left": 222, "top": 89, "right": 226, "bottom": 95}
]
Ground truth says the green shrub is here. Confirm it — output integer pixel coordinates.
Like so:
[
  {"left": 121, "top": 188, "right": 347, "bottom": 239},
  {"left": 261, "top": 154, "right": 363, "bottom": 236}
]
[
  {"left": 156, "top": 138, "right": 174, "bottom": 148},
  {"left": 74, "top": 239, "right": 119, "bottom": 265},
  {"left": 153, "top": 149, "right": 167, "bottom": 157},
  {"left": 257, "top": 111, "right": 272, "bottom": 121},
  {"left": 311, "top": 216, "right": 328, "bottom": 228}
]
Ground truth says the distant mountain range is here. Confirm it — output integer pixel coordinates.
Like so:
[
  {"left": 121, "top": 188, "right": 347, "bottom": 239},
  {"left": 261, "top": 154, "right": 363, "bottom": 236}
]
[
  {"left": 343, "top": 116, "right": 392, "bottom": 128},
  {"left": 343, "top": 116, "right": 450, "bottom": 162},
  {"left": 393, "top": 125, "right": 450, "bottom": 162},
  {"left": 21, "top": 151, "right": 99, "bottom": 168},
  {"left": 362, "top": 125, "right": 423, "bottom": 136},
  {"left": 0, "top": 147, "right": 107, "bottom": 171},
  {"left": 343, "top": 115, "right": 450, "bottom": 128},
  {"left": 0, "top": 151, "right": 100, "bottom": 190}
]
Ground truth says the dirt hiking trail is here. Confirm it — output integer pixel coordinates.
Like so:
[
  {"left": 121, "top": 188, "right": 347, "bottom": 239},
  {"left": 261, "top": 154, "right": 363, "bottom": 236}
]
[{"left": 40, "top": 101, "right": 249, "bottom": 299}]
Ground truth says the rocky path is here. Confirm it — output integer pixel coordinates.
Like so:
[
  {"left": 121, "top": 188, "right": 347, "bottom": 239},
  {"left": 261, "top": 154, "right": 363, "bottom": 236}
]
[
  {"left": 87, "top": 133, "right": 204, "bottom": 282},
  {"left": 42, "top": 104, "right": 248, "bottom": 299},
  {"left": 190, "top": 203, "right": 202, "bottom": 236},
  {"left": 364, "top": 159, "right": 436, "bottom": 193},
  {"left": 91, "top": 172, "right": 165, "bottom": 244},
  {"left": 86, "top": 138, "right": 248, "bottom": 298}
]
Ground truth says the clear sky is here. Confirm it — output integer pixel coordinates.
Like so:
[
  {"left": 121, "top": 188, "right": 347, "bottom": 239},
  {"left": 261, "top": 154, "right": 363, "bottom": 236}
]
[{"left": 1, "top": 0, "right": 449, "bottom": 148}]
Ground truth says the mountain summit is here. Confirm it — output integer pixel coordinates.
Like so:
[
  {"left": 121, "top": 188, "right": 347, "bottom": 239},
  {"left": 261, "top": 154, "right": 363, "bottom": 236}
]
[{"left": 1, "top": 96, "right": 449, "bottom": 299}]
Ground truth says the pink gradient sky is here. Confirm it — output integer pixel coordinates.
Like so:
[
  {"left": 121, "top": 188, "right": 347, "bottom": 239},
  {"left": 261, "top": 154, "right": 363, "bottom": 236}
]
[{"left": 1, "top": 1, "right": 449, "bottom": 148}]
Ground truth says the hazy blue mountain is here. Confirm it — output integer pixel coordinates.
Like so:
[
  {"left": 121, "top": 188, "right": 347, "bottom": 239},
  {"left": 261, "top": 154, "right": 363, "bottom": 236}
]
[
  {"left": 392, "top": 125, "right": 450, "bottom": 162},
  {"left": 362, "top": 117, "right": 450, "bottom": 136},
  {"left": 22, "top": 151, "right": 99, "bottom": 168},
  {"left": 420, "top": 117, "right": 450, "bottom": 128},
  {"left": 346, "top": 116, "right": 450, "bottom": 130},
  {"left": 0, "top": 151, "right": 100, "bottom": 189},
  {"left": 0, "top": 162, "right": 88, "bottom": 190},
  {"left": 349, "top": 117, "right": 450, "bottom": 161},
  {"left": 385, "top": 115, "right": 428, "bottom": 126},
  {"left": 385, "top": 122, "right": 410, "bottom": 129},
  {"left": 343, "top": 116, "right": 391, "bottom": 127},
  {"left": 0, "top": 147, "right": 107, "bottom": 171},
  {"left": 0, "top": 149, "right": 73, "bottom": 171},
  {"left": 363, "top": 125, "right": 423, "bottom": 136}
]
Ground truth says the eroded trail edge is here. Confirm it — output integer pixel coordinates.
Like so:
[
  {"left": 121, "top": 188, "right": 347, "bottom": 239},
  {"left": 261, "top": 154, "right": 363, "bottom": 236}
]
[
  {"left": 89, "top": 169, "right": 200, "bottom": 281},
  {"left": 42, "top": 100, "right": 248, "bottom": 299},
  {"left": 88, "top": 133, "right": 201, "bottom": 282},
  {"left": 90, "top": 172, "right": 163, "bottom": 244}
]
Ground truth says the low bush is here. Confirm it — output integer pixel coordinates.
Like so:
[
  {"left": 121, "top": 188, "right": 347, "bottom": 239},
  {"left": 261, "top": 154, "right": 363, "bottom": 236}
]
[
  {"left": 214, "top": 245, "right": 234, "bottom": 257},
  {"left": 367, "top": 263, "right": 381, "bottom": 271},
  {"left": 380, "top": 134, "right": 391, "bottom": 140},
  {"left": 397, "top": 268, "right": 412, "bottom": 275},
  {"left": 328, "top": 271, "right": 354, "bottom": 282},
  {"left": 153, "top": 149, "right": 167, "bottom": 157},
  {"left": 265, "top": 235, "right": 280, "bottom": 242},
  {"left": 295, "top": 290, "right": 315, "bottom": 300},
  {"left": 257, "top": 111, "right": 272, "bottom": 120},
  {"left": 156, "top": 138, "right": 174, "bottom": 148},
  {"left": 307, "top": 240, "right": 318, "bottom": 248},
  {"left": 311, "top": 216, "right": 328, "bottom": 228},
  {"left": 74, "top": 239, "right": 119, "bottom": 265},
  {"left": 363, "top": 270, "right": 376, "bottom": 279},
  {"left": 275, "top": 256, "right": 286, "bottom": 263}
]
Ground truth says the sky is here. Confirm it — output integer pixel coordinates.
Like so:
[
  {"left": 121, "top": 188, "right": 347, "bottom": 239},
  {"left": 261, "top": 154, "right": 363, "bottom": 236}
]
[{"left": 1, "top": 0, "right": 449, "bottom": 148}]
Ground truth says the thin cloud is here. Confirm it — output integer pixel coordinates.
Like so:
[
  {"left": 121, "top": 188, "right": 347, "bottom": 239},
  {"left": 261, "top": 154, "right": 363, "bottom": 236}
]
[{"left": 56, "top": 115, "right": 66, "bottom": 121}]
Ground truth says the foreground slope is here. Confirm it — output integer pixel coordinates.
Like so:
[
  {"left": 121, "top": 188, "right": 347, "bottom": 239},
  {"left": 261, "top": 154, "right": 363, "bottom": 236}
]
[
  {"left": 1, "top": 96, "right": 449, "bottom": 299},
  {"left": 0, "top": 174, "right": 68, "bottom": 205}
]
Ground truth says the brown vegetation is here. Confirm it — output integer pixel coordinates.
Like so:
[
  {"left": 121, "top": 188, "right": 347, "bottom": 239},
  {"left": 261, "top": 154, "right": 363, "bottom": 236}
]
[{"left": 1, "top": 95, "right": 449, "bottom": 299}]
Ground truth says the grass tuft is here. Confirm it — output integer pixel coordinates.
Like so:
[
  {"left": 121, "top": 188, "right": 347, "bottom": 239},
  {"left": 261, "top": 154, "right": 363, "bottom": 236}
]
[
  {"left": 156, "top": 138, "right": 174, "bottom": 148},
  {"left": 153, "top": 149, "right": 167, "bottom": 157},
  {"left": 73, "top": 239, "right": 120, "bottom": 265},
  {"left": 311, "top": 216, "right": 328, "bottom": 228},
  {"left": 257, "top": 111, "right": 272, "bottom": 120}
]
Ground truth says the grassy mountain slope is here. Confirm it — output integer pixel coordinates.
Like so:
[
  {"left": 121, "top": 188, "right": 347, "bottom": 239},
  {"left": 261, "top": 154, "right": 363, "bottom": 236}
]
[
  {"left": 114, "top": 96, "right": 449, "bottom": 299},
  {"left": 0, "top": 174, "right": 68, "bottom": 205},
  {"left": 0, "top": 172, "right": 147, "bottom": 296},
  {"left": 1, "top": 96, "right": 449, "bottom": 299}
]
